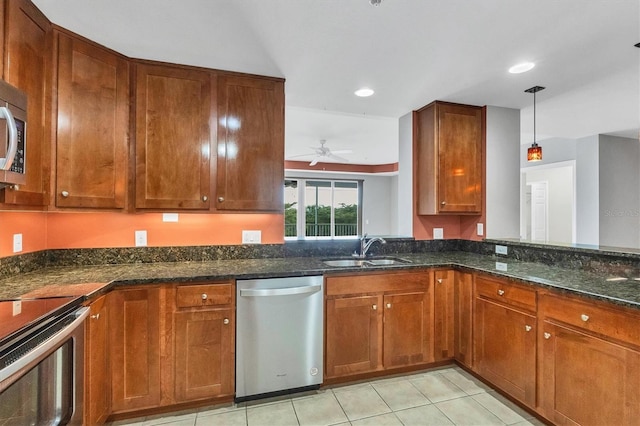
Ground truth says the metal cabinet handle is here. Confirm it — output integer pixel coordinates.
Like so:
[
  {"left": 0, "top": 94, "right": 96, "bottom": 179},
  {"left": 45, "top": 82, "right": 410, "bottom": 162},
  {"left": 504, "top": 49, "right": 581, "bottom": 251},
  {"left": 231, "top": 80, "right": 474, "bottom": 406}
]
[
  {"left": 61, "top": 191, "right": 69, "bottom": 197},
  {"left": 223, "top": 318, "right": 229, "bottom": 325},
  {"left": 91, "top": 313, "right": 100, "bottom": 320},
  {"left": 201, "top": 293, "right": 208, "bottom": 300},
  {"left": 581, "top": 314, "right": 590, "bottom": 322},
  {"left": 218, "top": 197, "right": 225, "bottom": 203},
  {"left": 437, "top": 278, "right": 443, "bottom": 284},
  {"left": 544, "top": 332, "right": 551, "bottom": 339},
  {"left": 497, "top": 289, "right": 505, "bottom": 296},
  {"left": 441, "top": 201, "right": 446, "bottom": 206},
  {"left": 372, "top": 304, "right": 377, "bottom": 310},
  {"left": 386, "top": 303, "right": 391, "bottom": 308},
  {"left": 202, "top": 195, "right": 208, "bottom": 202},
  {"left": 525, "top": 325, "right": 532, "bottom": 332}
]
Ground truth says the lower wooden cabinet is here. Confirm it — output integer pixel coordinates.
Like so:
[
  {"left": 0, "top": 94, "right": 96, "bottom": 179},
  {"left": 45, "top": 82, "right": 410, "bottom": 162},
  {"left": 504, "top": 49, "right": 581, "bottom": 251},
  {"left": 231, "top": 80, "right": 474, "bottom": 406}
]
[
  {"left": 433, "top": 269, "right": 455, "bottom": 361},
  {"left": 84, "top": 295, "right": 109, "bottom": 425},
  {"left": 454, "top": 271, "right": 473, "bottom": 367},
  {"left": 107, "top": 282, "right": 234, "bottom": 417},
  {"left": 325, "top": 271, "right": 433, "bottom": 380},
  {"left": 538, "top": 293, "right": 640, "bottom": 425},
  {"left": 474, "top": 276, "right": 537, "bottom": 408},
  {"left": 173, "top": 283, "right": 235, "bottom": 402},
  {"left": 109, "top": 287, "right": 162, "bottom": 413}
]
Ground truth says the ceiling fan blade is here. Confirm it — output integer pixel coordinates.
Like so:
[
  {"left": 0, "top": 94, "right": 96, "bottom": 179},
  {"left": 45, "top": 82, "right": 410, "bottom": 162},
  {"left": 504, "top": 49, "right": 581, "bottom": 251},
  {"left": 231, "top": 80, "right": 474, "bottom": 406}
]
[
  {"left": 287, "top": 153, "right": 314, "bottom": 159},
  {"left": 330, "top": 149, "right": 353, "bottom": 154},
  {"left": 328, "top": 154, "right": 349, "bottom": 163},
  {"left": 309, "top": 158, "right": 319, "bottom": 166}
]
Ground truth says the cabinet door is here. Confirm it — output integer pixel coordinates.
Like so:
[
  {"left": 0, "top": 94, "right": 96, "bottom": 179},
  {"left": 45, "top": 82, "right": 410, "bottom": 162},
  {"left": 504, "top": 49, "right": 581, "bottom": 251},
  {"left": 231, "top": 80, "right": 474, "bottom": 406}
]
[
  {"left": 135, "top": 63, "right": 211, "bottom": 209},
  {"left": 539, "top": 322, "right": 640, "bottom": 425},
  {"left": 109, "top": 288, "right": 162, "bottom": 412},
  {"left": 85, "top": 295, "right": 109, "bottom": 425},
  {"left": 325, "top": 295, "right": 381, "bottom": 378},
  {"left": 174, "top": 309, "right": 234, "bottom": 402},
  {"left": 1, "top": 0, "right": 51, "bottom": 206},
  {"left": 454, "top": 271, "right": 473, "bottom": 367},
  {"left": 434, "top": 270, "right": 454, "bottom": 361},
  {"left": 216, "top": 74, "right": 284, "bottom": 211},
  {"left": 383, "top": 291, "right": 433, "bottom": 368},
  {"left": 437, "top": 103, "right": 482, "bottom": 213},
  {"left": 56, "top": 32, "right": 129, "bottom": 208},
  {"left": 475, "top": 297, "right": 536, "bottom": 407}
]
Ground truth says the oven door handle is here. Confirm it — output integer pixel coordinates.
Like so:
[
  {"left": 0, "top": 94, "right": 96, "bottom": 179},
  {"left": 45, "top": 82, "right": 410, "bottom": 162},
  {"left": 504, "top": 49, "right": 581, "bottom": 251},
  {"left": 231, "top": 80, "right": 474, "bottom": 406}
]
[{"left": 0, "top": 307, "right": 90, "bottom": 384}]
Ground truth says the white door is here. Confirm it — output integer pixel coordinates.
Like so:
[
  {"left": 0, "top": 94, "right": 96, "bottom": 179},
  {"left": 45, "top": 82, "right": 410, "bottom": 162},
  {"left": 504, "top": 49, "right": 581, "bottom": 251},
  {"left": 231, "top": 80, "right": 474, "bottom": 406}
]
[{"left": 530, "top": 182, "right": 548, "bottom": 241}]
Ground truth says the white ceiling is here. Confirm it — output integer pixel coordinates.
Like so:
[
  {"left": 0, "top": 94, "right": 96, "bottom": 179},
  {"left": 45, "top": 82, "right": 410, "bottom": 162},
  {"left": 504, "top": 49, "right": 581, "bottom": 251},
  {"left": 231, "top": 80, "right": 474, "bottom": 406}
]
[{"left": 33, "top": 0, "right": 640, "bottom": 165}]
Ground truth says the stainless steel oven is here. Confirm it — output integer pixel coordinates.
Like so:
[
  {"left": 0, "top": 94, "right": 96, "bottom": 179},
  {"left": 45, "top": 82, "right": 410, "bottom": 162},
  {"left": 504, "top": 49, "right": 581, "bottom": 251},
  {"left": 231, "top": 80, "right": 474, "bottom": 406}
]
[{"left": 0, "top": 297, "right": 89, "bottom": 425}]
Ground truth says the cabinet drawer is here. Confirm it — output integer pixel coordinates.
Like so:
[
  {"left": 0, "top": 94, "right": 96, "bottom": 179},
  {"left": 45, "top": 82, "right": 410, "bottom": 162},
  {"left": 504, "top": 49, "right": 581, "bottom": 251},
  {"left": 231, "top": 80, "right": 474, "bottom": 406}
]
[
  {"left": 540, "top": 293, "right": 640, "bottom": 348},
  {"left": 176, "top": 283, "right": 233, "bottom": 308},
  {"left": 475, "top": 276, "right": 536, "bottom": 312}
]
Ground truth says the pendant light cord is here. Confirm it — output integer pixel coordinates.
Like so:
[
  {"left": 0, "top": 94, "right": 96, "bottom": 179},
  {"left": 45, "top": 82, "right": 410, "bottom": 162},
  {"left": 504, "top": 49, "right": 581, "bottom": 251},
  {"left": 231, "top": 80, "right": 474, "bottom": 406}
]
[{"left": 533, "top": 90, "right": 536, "bottom": 146}]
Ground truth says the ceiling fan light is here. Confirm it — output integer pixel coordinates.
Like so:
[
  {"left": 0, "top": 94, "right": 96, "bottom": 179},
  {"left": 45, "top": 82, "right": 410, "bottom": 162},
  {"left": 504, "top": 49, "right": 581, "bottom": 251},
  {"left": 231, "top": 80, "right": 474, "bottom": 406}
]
[
  {"left": 527, "top": 143, "right": 542, "bottom": 162},
  {"left": 354, "top": 87, "right": 375, "bottom": 97},
  {"left": 509, "top": 62, "right": 535, "bottom": 74}
]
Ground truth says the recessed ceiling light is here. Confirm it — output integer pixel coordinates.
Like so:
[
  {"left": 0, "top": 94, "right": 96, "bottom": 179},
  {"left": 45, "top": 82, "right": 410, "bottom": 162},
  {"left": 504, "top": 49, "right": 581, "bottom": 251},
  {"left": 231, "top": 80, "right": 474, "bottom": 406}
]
[
  {"left": 355, "top": 88, "right": 375, "bottom": 97},
  {"left": 508, "top": 62, "right": 535, "bottom": 74}
]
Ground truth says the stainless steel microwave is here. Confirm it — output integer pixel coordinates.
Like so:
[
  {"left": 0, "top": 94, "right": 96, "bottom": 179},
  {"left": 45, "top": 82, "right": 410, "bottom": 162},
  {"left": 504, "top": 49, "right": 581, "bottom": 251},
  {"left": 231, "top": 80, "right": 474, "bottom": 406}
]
[{"left": 0, "top": 79, "right": 26, "bottom": 188}]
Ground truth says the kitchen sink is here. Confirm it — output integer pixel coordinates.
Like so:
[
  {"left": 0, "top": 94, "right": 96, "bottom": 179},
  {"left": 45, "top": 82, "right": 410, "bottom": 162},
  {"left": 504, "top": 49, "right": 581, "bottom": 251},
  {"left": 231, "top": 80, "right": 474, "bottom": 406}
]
[{"left": 323, "top": 257, "right": 412, "bottom": 268}]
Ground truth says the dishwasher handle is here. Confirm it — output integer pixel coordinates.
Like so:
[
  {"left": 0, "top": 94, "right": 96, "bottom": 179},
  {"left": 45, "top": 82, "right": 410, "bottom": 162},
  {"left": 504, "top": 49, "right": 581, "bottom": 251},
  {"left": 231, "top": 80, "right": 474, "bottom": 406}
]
[{"left": 240, "top": 284, "right": 322, "bottom": 297}]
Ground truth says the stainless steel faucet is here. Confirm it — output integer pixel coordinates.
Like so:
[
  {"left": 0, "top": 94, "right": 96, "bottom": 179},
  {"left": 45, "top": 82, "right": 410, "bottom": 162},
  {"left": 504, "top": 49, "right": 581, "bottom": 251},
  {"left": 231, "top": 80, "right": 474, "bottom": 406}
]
[{"left": 353, "top": 233, "right": 386, "bottom": 258}]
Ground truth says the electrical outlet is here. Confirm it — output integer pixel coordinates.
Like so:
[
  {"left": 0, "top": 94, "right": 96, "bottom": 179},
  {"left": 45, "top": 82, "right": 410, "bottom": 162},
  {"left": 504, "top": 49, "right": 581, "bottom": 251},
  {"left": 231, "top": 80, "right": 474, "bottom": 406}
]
[
  {"left": 242, "top": 230, "right": 262, "bottom": 244},
  {"left": 433, "top": 228, "right": 444, "bottom": 240},
  {"left": 495, "top": 262, "right": 508, "bottom": 271},
  {"left": 135, "top": 230, "right": 147, "bottom": 247},
  {"left": 477, "top": 223, "right": 484, "bottom": 236},
  {"left": 13, "top": 234, "right": 22, "bottom": 253},
  {"left": 495, "top": 245, "right": 508, "bottom": 255},
  {"left": 12, "top": 300, "right": 21, "bottom": 316},
  {"left": 162, "top": 213, "right": 179, "bottom": 222}
]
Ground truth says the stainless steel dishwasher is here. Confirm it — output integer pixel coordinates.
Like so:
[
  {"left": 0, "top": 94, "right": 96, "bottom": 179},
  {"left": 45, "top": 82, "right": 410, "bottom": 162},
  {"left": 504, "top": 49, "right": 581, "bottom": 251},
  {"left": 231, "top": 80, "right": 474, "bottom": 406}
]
[{"left": 236, "top": 276, "right": 323, "bottom": 401}]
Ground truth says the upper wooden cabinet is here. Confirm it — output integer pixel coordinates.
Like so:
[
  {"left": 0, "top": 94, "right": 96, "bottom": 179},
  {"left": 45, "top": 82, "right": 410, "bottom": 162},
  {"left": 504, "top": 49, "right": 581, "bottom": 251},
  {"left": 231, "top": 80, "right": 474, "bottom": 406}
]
[
  {"left": 1, "top": 0, "right": 51, "bottom": 206},
  {"left": 216, "top": 74, "right": 284, "bottom": 211},
  {"left": 135, "top": 63, "right": 212, "bottom": 210},
  {"left": 55, "top": 31, "right": 129, "bottom": 208},
  {"left": 414, "top": 101, "right": 483, "bottom": 215}
]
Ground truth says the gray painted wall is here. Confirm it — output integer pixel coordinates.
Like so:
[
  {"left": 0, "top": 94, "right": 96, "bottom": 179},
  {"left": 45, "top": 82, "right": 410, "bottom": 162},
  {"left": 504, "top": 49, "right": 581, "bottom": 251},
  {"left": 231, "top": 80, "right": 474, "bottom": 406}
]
[
  {"left": 575, "top": 135, "right": 600, "bottom": 245},
  {"left": 397, "top": 112, "right": 413, "bottom": 237},
  {"left": 485, "top": 106, "right": 520, "bottom": 239},
  {"left": 598, "top": 135, "right": 640, "bottom": 248}
]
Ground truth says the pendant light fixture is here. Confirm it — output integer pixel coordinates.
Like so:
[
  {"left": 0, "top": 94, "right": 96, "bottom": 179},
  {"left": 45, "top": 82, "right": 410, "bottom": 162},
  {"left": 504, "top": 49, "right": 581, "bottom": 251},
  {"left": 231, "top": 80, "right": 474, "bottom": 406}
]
[{"left": 525, "top": 86, "right": 545, "bottom": 162}]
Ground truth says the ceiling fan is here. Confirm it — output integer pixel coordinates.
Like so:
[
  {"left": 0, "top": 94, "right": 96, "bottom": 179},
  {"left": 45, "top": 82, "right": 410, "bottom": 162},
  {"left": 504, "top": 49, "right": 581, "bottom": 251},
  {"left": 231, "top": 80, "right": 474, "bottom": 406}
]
[{"left": 288, "top": 140, "right": 352, "bottom": 166}]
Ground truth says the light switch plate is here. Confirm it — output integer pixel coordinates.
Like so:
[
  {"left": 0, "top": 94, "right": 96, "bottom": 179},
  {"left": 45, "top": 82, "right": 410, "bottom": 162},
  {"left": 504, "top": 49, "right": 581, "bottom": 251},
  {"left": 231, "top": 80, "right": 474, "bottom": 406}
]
[
  {"left": 477, "top": 223, "right": 484, "bottom": 236},
  {"left": 495, "top": 245, "right": 508, "bottom": 255},
  {"left": 242, "top": 230, "right": 262, "bottom": 244},
  {"left": 433, "top": 228, "right": 444, "bottom": 240},
  {"left": 135, "top": 230, "right": 147, "bottom": 247},
  {"left": 13, "top": 234, "right": 22, "bottom": 253},
  {"left": 162, "top": 213, "right": 179, "bottom": 222}
]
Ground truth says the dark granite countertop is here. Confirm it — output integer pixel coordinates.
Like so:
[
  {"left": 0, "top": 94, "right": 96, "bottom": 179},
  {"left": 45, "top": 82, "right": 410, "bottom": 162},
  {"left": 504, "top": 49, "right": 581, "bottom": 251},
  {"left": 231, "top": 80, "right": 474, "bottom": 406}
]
[{"left": 2, "top": 251, "right": 640, "bottom": 310}]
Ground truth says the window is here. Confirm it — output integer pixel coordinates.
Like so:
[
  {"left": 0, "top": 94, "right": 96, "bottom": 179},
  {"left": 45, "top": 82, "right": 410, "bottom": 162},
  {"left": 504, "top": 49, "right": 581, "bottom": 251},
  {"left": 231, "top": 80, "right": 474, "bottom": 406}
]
[{"left": 284, "top": 179, "right": 362, "bottom": 239}]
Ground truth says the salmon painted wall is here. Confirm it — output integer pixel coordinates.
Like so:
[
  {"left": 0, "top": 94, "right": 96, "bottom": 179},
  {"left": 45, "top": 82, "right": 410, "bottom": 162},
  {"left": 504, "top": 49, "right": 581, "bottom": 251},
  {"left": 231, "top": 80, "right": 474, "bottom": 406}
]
[{"left": 0, "top": 211, "right": 284, "bottom": 258}]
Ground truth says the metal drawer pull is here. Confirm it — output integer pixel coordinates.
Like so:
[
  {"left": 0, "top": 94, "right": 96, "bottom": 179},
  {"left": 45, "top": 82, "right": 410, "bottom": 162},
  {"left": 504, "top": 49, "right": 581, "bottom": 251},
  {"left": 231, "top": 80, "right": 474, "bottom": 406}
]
[
  {"left": 61, "top": 190, "right": 69, "bottom": 197},
  {"left": 544, "top": 332, "right": 551, "bottom": 339},
  {"left": 497, "top": 289, "right": 505, "bottom": 296},
  {"left": 386, "top": 303, "right": 391, "bottom": 308},
  {"left": 202, "top": 195, "right": 208, "bottom": 202},
  {"left": 581, "top": 314, "right": 589, "bottom": 322},
  {"left": 525, "top": 325, "right": 532, "bottom": 332},
  {"left": 372, "top": 304, "right": 377, "bottom": 310},
  {"left": 223, "top": 318, "right": 229, "bottom": 325},
  {"left": 201, "top": 293, "right": 208, "bottom": 300},
  {"left": 437, "top": 278, "right": 443, "bottom": 284},
  {"left": 218, "top": 197, "right": 225, "bottom": 202},
  {"left": 91, "top": 313, "right": 100, "bottom": 320}
]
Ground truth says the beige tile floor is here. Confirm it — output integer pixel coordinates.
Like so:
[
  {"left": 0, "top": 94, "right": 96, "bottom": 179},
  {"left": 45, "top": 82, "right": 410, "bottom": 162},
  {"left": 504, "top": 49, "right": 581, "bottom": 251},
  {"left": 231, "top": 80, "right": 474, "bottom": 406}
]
[{"left": 109, "top": 367, "right": 546, "bottom": 426}]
